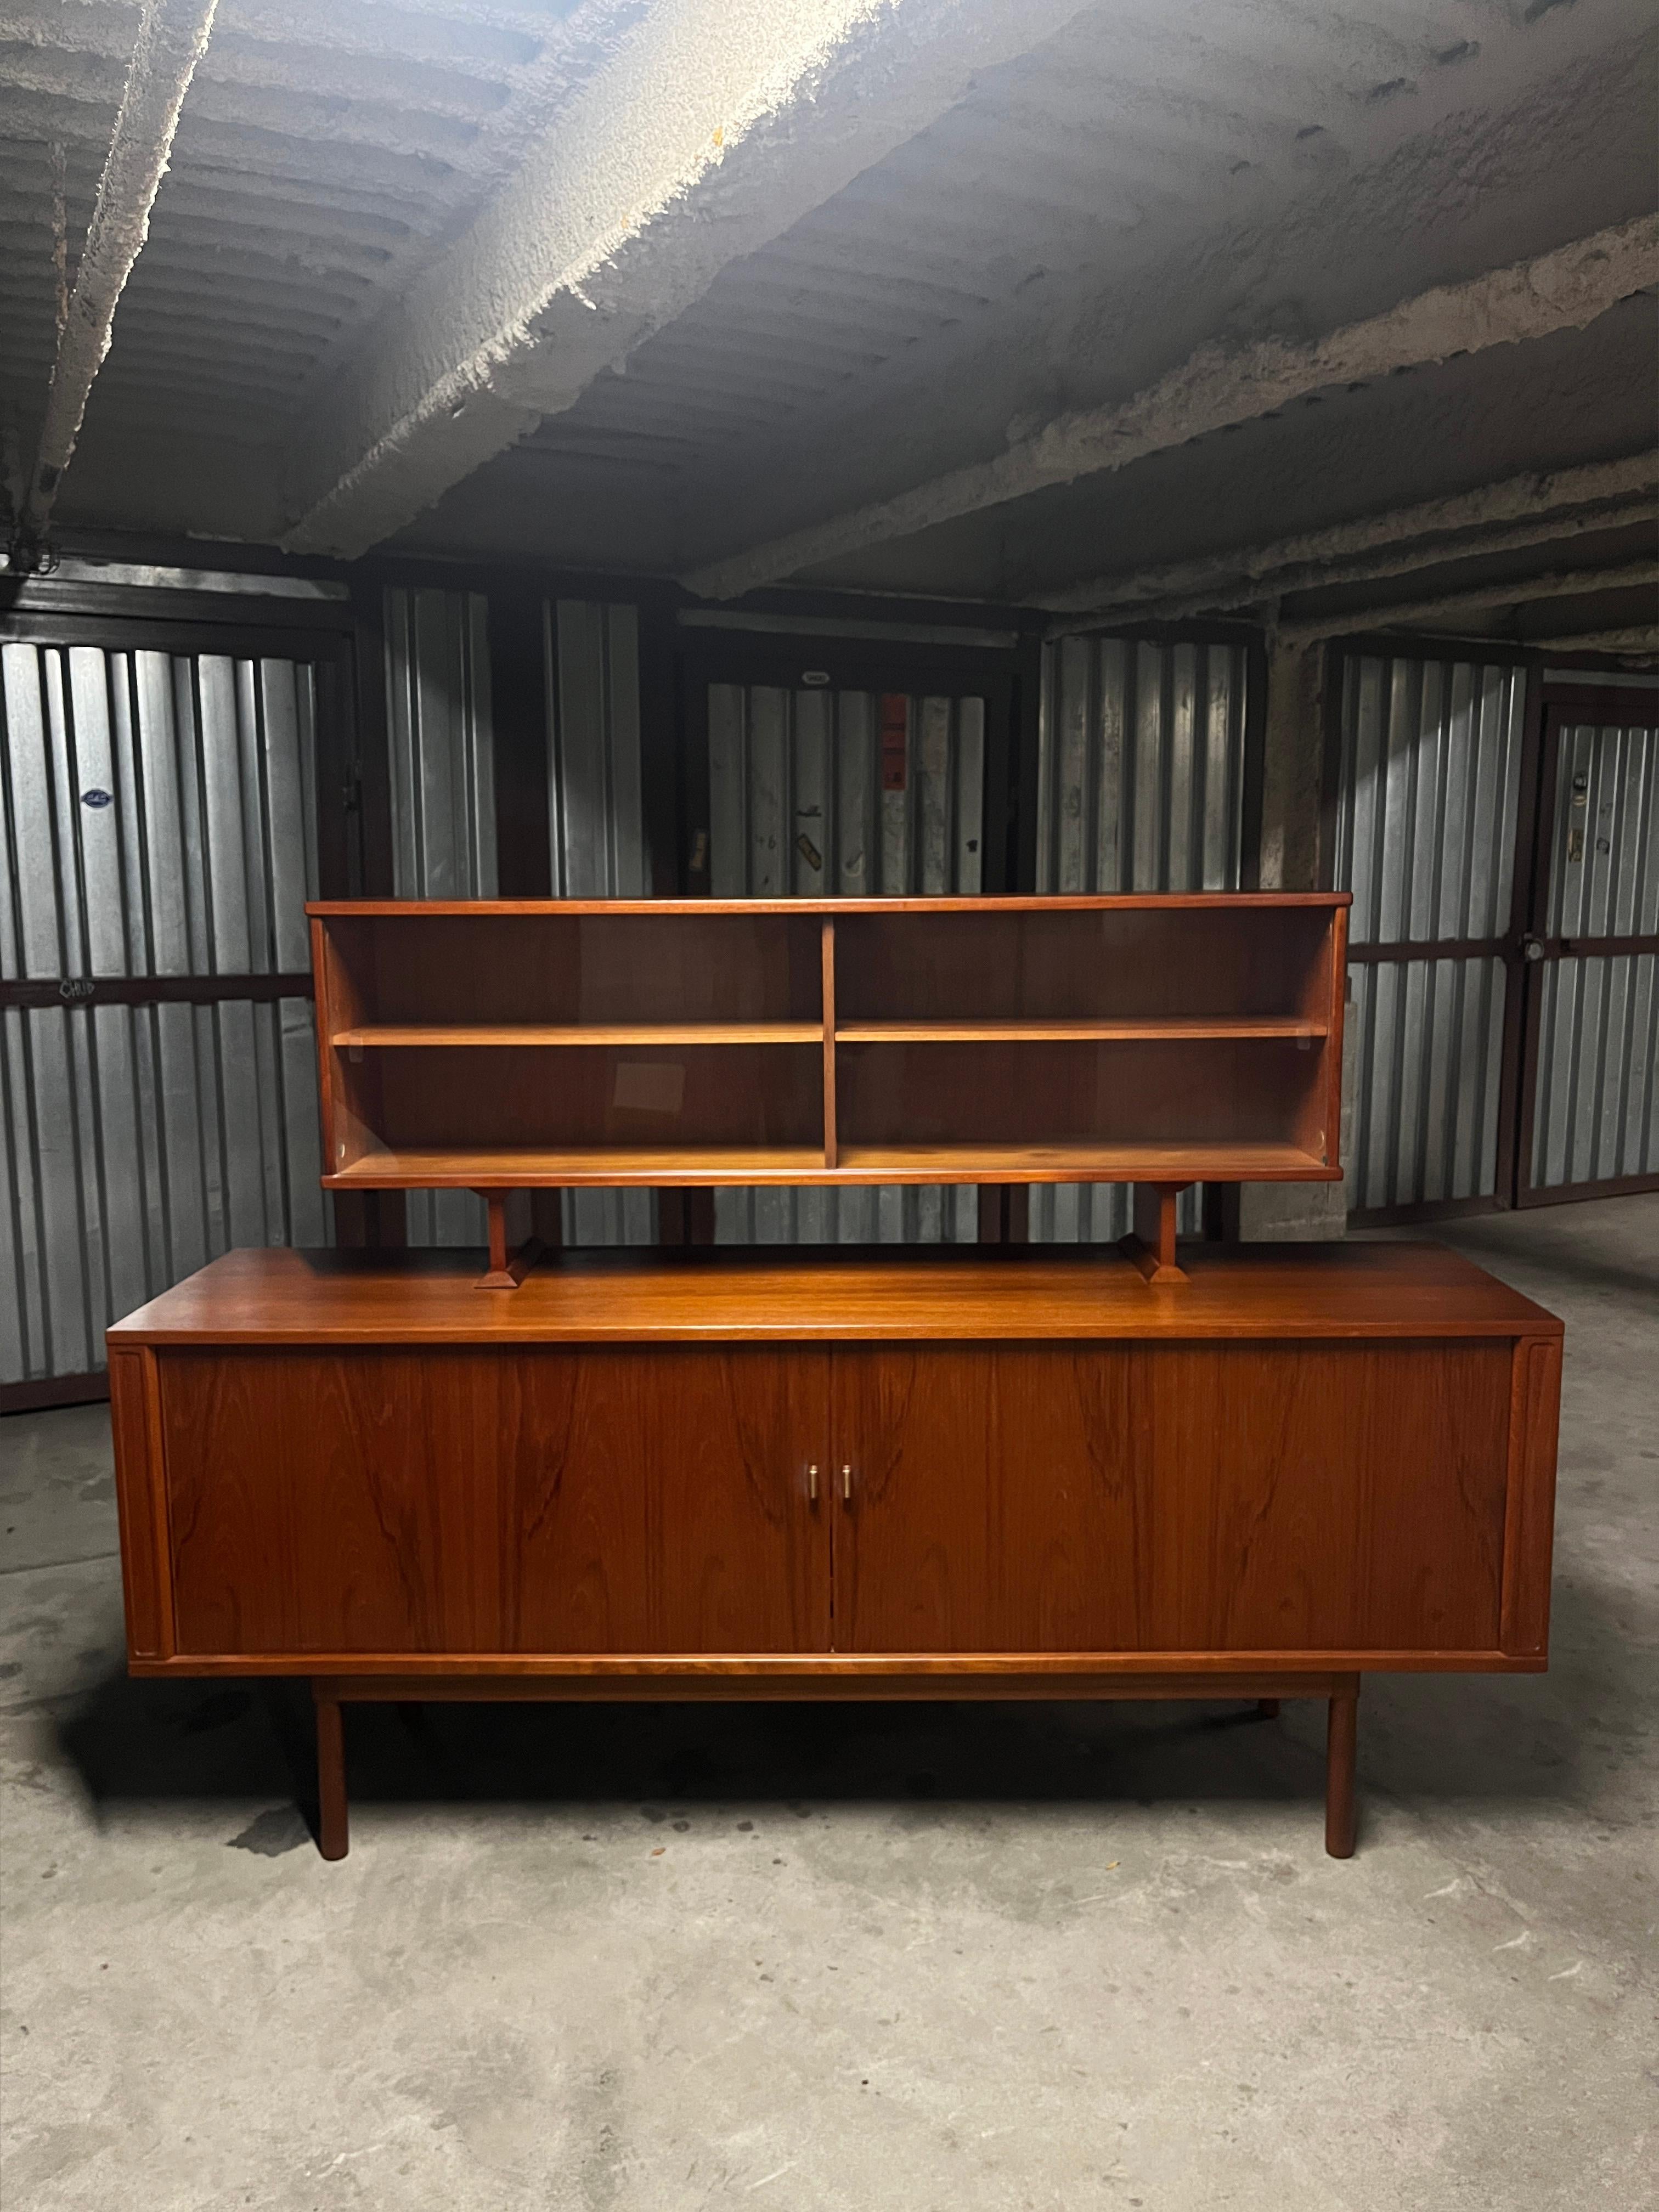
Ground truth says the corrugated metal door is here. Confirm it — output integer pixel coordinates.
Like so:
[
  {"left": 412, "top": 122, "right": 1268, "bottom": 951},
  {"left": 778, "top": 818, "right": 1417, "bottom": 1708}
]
[
  {"left": 708, "top": 685, "right": 985, "bottom": 901},
  {"left": 548, "top": 600, "right": 653, "bottom": 1242},
  {"left": 706, "top": 675, "right": 990, "bottom": 1243},
  {"left": 383, "top": 588, "right": 495, "bottom": 1249},
  {"left": 383, "top": 589, "right": 654, "bottom": 1249},
  {"left": 1031, "top": 635, "right": 1250, "bottom": 1241},
  {"left": 1, "top": 635, "right": 346, "bottom": 1401},
  {"left": 384, "top": 587, "right": 497, "bottom": 904},
  {"left": 1520, "top": 692, "right": 1657, "bottom": 1201},
  {"left": 1331, "top": 652, "right": 1527, "bottom": 1218}
]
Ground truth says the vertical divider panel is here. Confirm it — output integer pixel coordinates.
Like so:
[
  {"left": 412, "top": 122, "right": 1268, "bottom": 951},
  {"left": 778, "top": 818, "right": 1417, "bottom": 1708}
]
[
  {"left": 309, "top": 914, "right": 337, "bottom": 1177},
  {"left": 821, "top": 916, "right": 838, "bottom": 1170},
  {"left": 1325, "top": 904, "right": 1348, "bottom": 1167}
]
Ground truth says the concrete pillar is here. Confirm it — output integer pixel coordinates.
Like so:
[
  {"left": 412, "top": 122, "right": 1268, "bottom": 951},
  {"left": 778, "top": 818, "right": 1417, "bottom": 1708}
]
[
  {"left": 1234, "top": 631, "right": 1348, "bottom": 1241},
  {"left": 1257, "top": 633, "right": 1327, "bottom": 893}
]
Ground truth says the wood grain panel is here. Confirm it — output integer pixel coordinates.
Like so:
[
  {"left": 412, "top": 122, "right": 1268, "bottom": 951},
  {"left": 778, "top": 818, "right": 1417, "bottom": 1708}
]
[
  {"left": 371, "top": 1042, "right": 824, "bottom": 1154},
  {"left": 836, "top": 1341, "right": 1513, "bottom": 1656},
  {"left": 108, "top": 1347, "right": 168, "bottom": 1657},
  {"left": 130, "top": 1649, "right": 1532, "bottom": 1681},
  {"left": 503, "top": 1348, "right": 828, "bottom": 1653},
  {"left": 331, "top": 912, "right": 824, "bottom": 1029},
  {"left": 833, "top": 906, "right": 1333, "bottom": 1023},
  {"left": 833, "top": 1347, "right": 1140, "bottom": 1652},
  {"left": 161, "top": 1347, "right": 828, "bottom": 1658},
  {"left": 1138, "top": 1341, "right": 1511, "bottom": 1652},
  {"left": 308, "top": 896, "right": 1351, "bottom": 916},
  {"left": 111, "top": 1241, "right": 1563, "bottom": 1348},
  {"left": 1500, "top": 1336, "right": 1563, "bottom": 1658},
  {"left": 836, "top": 1037, "right": 1328, "bottom": 1155},
  {"left": 164, "top": 1352, "right": 507, "bottom": 1655}
]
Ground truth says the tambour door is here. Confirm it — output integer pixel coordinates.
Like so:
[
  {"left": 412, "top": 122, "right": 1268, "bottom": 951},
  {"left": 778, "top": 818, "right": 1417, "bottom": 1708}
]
[
  {"left": 162, "top": 1346, "right": 831, "bottom": 1656},
  {"left": 830, "top": 1345, "right": 1142, "bottom": 1652},
  {"left": 830, "top": 1340, "right": 1516, "bottom": 1656}
]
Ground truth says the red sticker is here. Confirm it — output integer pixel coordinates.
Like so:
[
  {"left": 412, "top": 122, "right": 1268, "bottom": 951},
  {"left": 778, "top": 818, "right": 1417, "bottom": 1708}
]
[{"left": 880, "top": 693, "right": 908, "bottom": 792}]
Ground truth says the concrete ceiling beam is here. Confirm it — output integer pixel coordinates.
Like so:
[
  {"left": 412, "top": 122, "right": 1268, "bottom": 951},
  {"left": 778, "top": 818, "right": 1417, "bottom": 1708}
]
[
  {"left": 1277, "top": 559, "right": 1659, "bottom": 645},
  {"left": 1527, "top": 628, "right": 1658, "bottom": 654},
  {"left": 21, "top": 0, "right": 219, "bottom": 540},
  {"left": 681, "top": 215, "right": 1659, "bottom": 600},
  {"left": 1040, "top": 454, "right": 1659, "bottom": 627},
  {"left": 278, "top": 0, "right": 1093, "bottom": 558}
]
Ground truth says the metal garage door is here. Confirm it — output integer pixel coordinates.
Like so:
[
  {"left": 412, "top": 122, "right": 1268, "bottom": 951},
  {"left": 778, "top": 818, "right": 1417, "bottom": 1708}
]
[
  {"left": 1520, "top": 694, "right": 1657, "bottom": 1201},
  {"left": 1, "top": 634, "right": 347, "bottom": 1404},
  {"left": 704, "top": 671, "right": 992, "bottom": 1245},
  {"left": 1332, "top": 653, "right": 1657, "bottom": 1220}
]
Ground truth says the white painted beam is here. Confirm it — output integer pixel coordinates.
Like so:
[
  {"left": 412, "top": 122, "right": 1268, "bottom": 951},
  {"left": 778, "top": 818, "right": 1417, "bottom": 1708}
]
[
  {"left": 280, "top": 0, "right": 1092, "bottom": 558},
  {"left": 22, "top": 0, "right": 219, "bottom": 538},
  {"left": 682, "top": 216, "right": 1659, "bottom": 600},
  {"left": 1039, "top": 454, "right": 1659, "bottom": 627}
]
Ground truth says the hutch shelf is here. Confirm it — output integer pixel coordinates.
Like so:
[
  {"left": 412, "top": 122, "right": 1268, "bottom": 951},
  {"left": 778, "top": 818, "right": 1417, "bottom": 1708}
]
[{"left": 308, "top": 893, "right": 1349, "bottom": 1284}]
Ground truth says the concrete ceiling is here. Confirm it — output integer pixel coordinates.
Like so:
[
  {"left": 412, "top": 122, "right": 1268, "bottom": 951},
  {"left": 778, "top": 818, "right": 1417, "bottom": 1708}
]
[{"left": 2, "top": 0, "right": 1655, "bottom": 649}]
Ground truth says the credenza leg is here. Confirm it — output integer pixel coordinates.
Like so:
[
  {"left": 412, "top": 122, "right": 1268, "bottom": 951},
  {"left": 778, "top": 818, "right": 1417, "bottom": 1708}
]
[
  {"left": 1325, "top": 1681, "right": 1359, "bottom": 1859},
  {"left": 313, "top": 1682, "right": 349, "bottom": 1861},
  {"left": 1255, "top": 1697, "right": 1280, "bottom": 1719}
]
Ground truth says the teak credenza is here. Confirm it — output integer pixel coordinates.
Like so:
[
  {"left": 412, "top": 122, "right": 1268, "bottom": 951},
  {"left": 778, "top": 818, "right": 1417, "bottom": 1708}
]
[
  {"left": 108, "top": 1245, "right": 1562, "bottom": 1861},
  {"left": 105, "top": 895, "right": 1564, "bottom": 1862}
]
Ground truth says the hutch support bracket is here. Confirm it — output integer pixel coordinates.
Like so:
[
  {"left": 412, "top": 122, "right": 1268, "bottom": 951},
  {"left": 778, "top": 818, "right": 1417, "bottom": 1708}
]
[
  {"left": 1122, "top": 1182, "right": 1189, "bottom": 1284},
  {"left": 476, "top": 1192, "right": 541, "bottom": 1290}
]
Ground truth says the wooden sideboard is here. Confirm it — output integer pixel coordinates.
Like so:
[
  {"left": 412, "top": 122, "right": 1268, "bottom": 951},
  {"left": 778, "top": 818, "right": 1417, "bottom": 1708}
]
[{"left": 108, "top": 1240, "right": 1563, "bottom": 1861}]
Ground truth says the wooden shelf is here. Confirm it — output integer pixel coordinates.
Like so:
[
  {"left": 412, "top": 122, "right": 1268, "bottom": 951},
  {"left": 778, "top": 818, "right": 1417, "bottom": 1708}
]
[
  {"left": 331, "top": 1023, "right": 822, "bottom": 1048},
  {"left": 325, "top": 1147, "right": 833, "bottom": 1188},
  {"left": 324, "top": 1141, "right": 1334, "bottom": 1188},
  {"left": 834, "top": 1142, "right": 1336, "bottom": 1183},
  {"left": 834, "top": 1017, "right": 1328, "bottom": 1043}
]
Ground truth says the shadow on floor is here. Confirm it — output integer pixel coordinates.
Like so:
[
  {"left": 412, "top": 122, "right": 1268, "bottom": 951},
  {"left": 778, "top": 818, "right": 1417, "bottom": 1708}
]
[{"left": 48, "top": 1623, "right": 1604, "bottom": 1855}]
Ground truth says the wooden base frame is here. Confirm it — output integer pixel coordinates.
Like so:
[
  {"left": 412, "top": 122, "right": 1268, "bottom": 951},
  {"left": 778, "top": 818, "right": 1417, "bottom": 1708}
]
[{"left": 308, "top": 1669, "right": 1359, "bottom": 1865}]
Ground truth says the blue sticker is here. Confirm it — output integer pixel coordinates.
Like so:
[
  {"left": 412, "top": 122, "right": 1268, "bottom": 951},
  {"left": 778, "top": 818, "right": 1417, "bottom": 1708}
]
[{"left": 81, "top": 787, "right": 112, "bottom": 809}]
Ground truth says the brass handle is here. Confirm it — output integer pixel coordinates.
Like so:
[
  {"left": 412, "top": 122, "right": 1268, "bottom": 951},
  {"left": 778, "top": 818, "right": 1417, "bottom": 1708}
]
[
  {"left": 841, "top": 1463, "right": 853, "bottom": 1503},
  {"left": 808, "top": 1463, "right": 819, "bottom": 1502}
]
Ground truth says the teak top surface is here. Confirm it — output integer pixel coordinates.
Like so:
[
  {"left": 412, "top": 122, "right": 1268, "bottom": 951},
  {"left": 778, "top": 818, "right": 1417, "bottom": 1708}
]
[
  {"left": 306, "top": 893, "right": 1351, "bottom": 917},
  {"left": 109, "top": 1240, "right": 1560, "bottom": 1347}
]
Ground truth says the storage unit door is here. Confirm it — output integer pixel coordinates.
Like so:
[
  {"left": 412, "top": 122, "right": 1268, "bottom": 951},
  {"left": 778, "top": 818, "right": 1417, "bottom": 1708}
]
[
  {"left": 1521, "top": 706, "right": 1658, "bottom": 1200},
  {"left": 161, "top": 1346, "right": 830, "bottom": 1657},
  {"left": 832, "top": 1342, "right": 1514, "bottom": 1656},
  {"left": 0, "top": 640, "right": 339, "bottom": 1403}
]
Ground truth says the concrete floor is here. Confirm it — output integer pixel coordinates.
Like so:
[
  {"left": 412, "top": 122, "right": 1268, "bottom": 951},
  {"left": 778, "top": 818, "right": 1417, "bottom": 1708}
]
[{"left": 2, "top": 1199, "right": 1655, "bottom": 2211}]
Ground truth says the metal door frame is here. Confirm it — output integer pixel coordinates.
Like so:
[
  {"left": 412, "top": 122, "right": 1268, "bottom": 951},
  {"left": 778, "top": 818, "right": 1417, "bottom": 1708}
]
[
  {"left": 0, "top": 610, "right": 364, "bottom": 1410},
  {"left": 1513, "top": 681, "right": 1659, "bottom": 1207}
]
